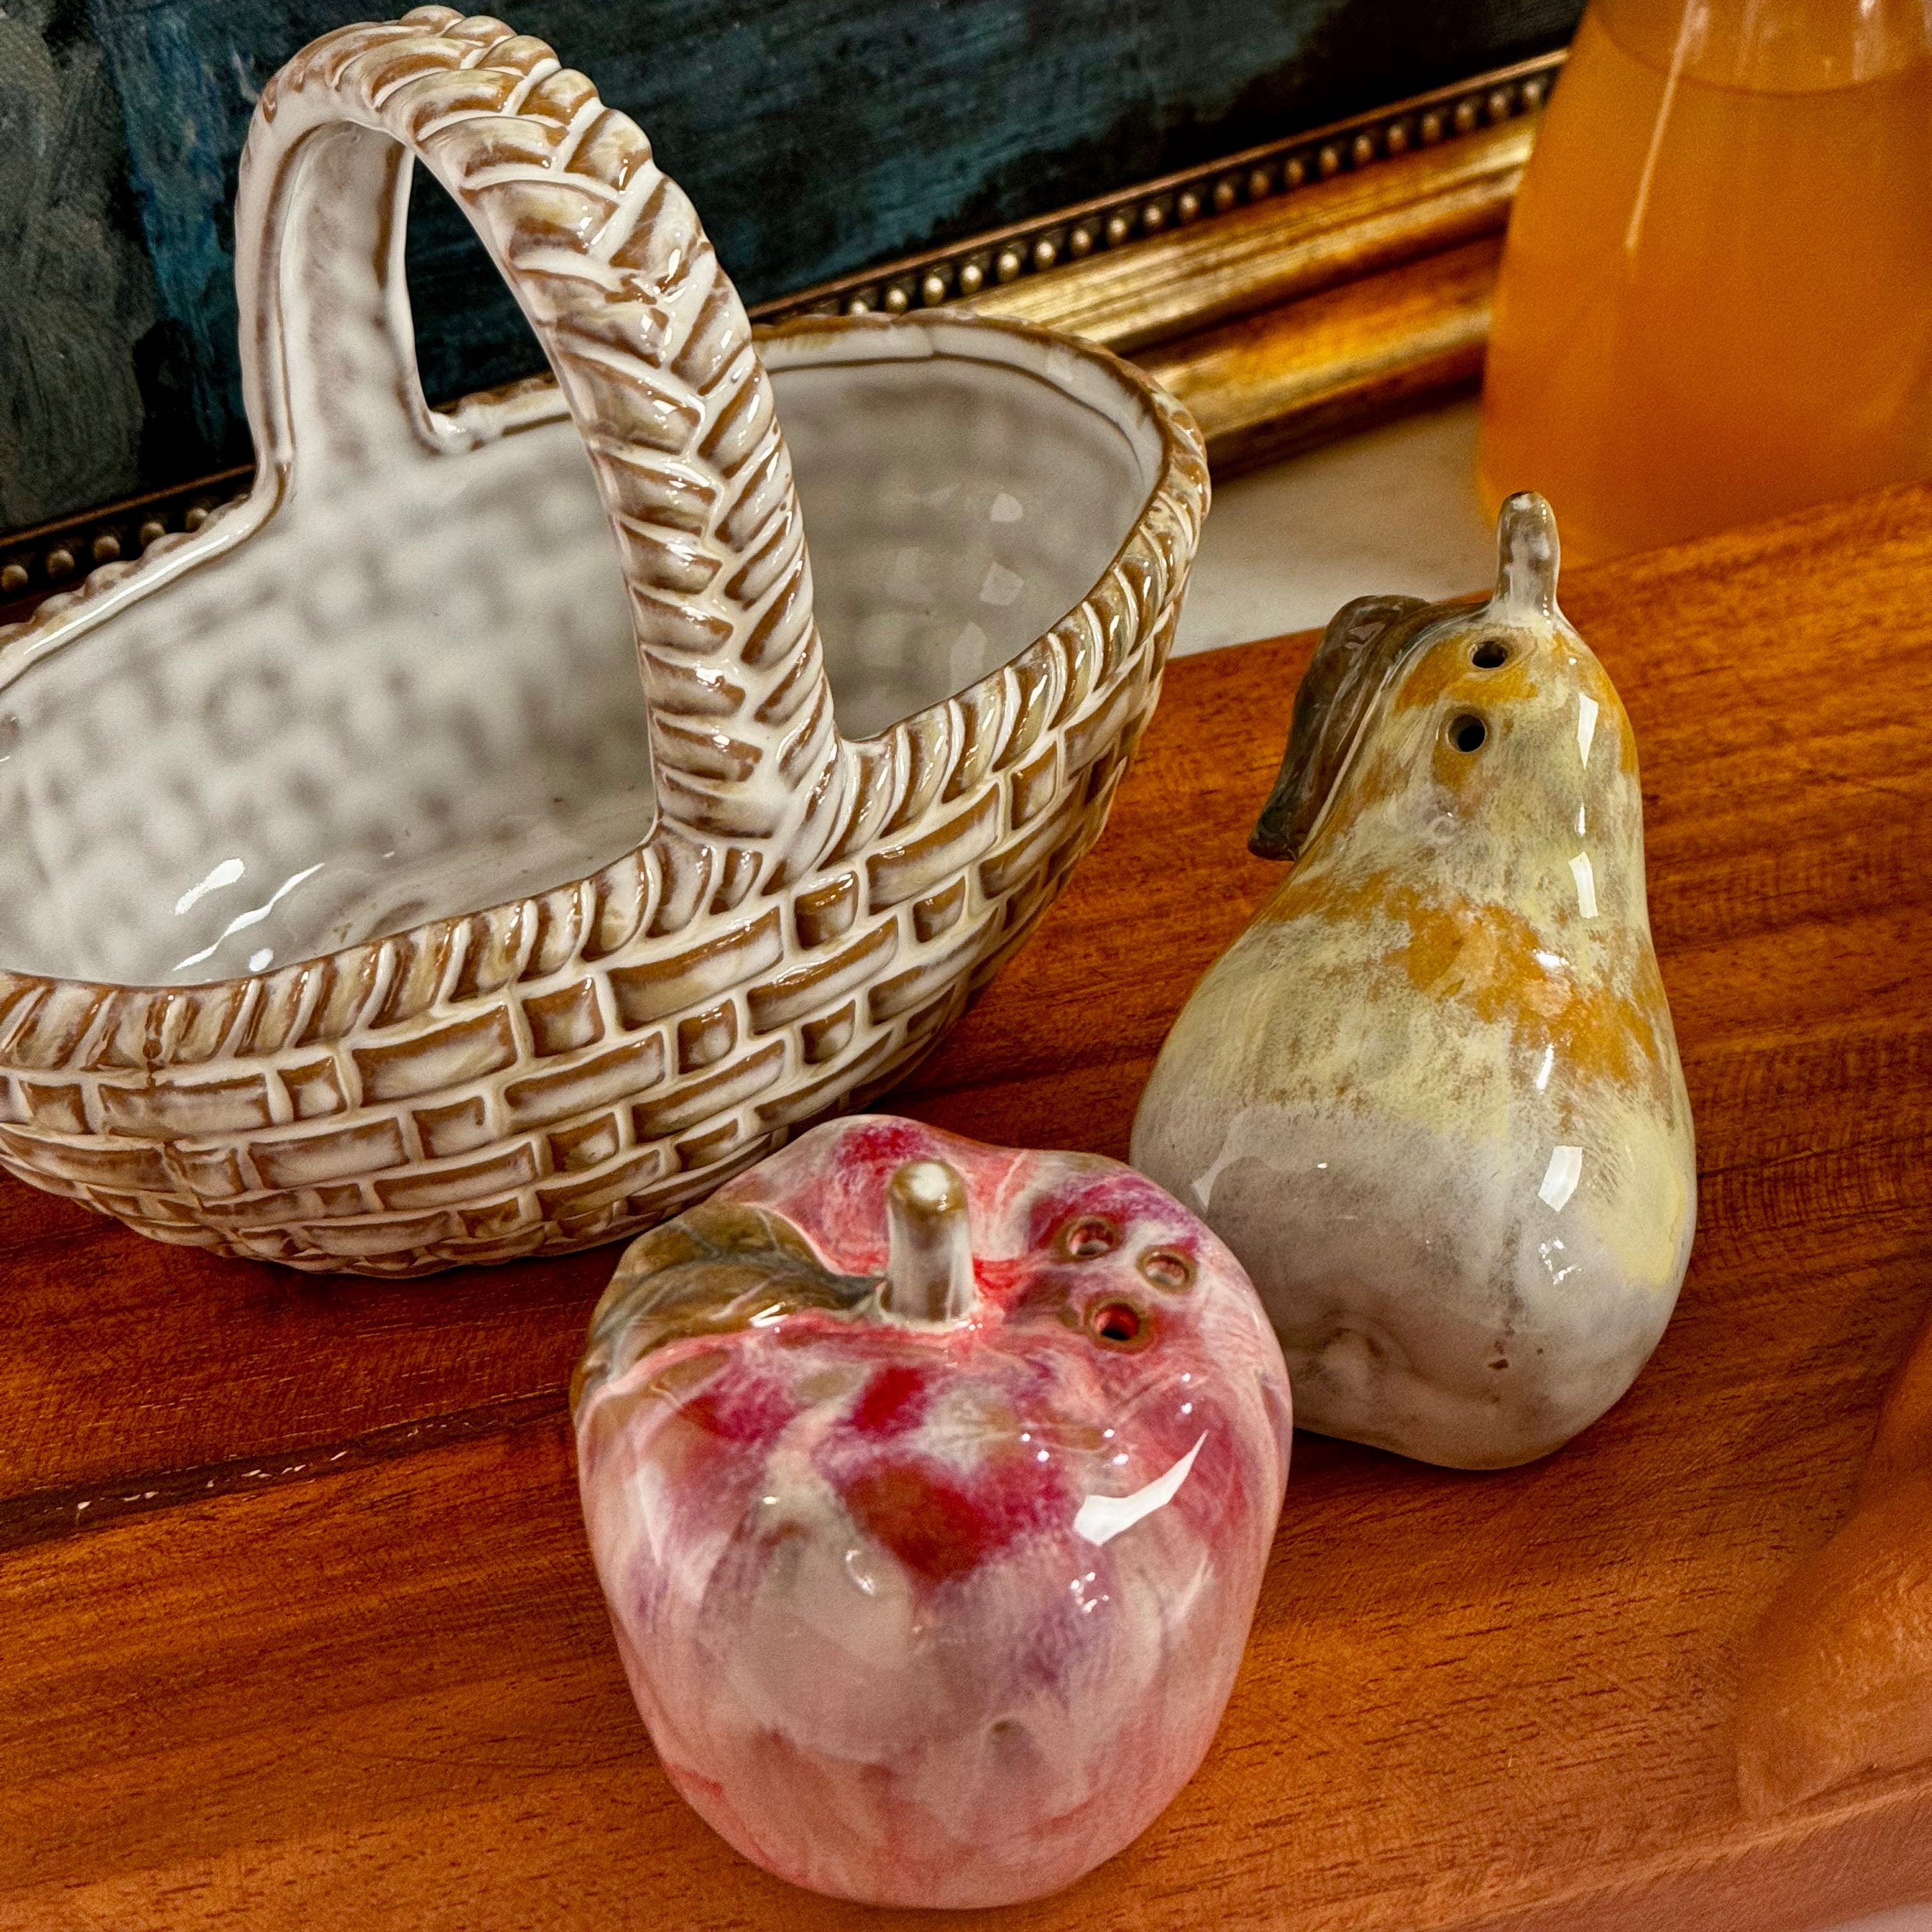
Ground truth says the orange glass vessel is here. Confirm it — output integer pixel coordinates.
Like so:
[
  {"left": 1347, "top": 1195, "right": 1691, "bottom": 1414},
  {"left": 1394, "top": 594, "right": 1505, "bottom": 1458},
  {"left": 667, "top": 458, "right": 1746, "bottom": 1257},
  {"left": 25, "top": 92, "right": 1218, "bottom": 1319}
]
[{"left": 1479, "top": 0, "right": 1932, "bottom": 563}]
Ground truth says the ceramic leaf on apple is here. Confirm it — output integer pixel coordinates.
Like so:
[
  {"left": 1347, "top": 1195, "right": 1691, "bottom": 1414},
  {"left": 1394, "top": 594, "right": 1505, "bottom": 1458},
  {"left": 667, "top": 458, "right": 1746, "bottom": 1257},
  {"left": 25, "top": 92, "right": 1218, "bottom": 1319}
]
[{"left": 572, "top": 1115, "right": 1292, "bottom": 1908}]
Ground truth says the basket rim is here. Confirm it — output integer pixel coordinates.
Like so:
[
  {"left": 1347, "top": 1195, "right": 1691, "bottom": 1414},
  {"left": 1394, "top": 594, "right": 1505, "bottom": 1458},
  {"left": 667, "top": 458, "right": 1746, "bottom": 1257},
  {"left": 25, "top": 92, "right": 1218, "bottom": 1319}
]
[{"left": 0, "top": 309, "right": 1206, "bottom": 1014}]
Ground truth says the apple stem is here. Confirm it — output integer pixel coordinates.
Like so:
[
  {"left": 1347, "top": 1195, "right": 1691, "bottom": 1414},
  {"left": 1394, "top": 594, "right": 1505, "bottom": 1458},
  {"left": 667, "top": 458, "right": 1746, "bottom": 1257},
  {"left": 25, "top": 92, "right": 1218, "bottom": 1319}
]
[{"left": 882, "top": 1160, "right": 978, "bottom": 1324}]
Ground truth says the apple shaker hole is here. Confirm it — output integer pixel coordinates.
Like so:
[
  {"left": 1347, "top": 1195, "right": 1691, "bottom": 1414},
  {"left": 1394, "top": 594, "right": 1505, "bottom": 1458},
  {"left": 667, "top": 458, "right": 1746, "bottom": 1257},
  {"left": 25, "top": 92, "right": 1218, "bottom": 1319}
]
[
  {"left": 1471, "top": 638, "right": 1510, "bottom": 668},
  {"left": 1138, "top": 1247, "right": 1195, "bottom": 1292},
  {"left": 1061, "top": 1215, "right": 1120, "bottom": 1261},
  {"left": 1448, "top": 712, "right": 1488, "bottom": 753},
  {"left": 1090, "top": 1301, "right": 1144, "bottom": 1347}
]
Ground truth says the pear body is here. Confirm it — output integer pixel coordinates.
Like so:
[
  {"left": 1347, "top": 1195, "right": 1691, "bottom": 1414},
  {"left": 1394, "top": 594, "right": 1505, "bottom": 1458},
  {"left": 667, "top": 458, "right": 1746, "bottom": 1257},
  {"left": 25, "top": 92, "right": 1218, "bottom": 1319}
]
[{"left": 1131, "top": 501, "right": 1695, "bottom": 1468}]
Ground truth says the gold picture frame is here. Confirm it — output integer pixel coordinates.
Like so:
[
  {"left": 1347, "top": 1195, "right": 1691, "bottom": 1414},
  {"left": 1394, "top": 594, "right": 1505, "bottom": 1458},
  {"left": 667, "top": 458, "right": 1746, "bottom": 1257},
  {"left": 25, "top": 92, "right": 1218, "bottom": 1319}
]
[{"left": 0, "top": 49, "right": 1556, "bottom": 618}]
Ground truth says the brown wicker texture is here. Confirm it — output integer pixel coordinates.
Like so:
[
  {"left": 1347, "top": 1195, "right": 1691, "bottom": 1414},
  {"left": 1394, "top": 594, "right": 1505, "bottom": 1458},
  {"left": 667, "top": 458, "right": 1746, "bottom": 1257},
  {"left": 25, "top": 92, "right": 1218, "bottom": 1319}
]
[{"left": 0, "top": 8, "right": 1207, "bottom": 1275}]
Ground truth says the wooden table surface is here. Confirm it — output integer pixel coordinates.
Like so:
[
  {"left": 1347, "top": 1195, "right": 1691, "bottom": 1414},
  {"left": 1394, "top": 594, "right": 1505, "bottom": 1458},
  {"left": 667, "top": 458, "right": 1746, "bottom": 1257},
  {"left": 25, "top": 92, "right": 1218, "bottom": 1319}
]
[{"left": 5, "top": 484, "right": 1931, "bottom": 1932}]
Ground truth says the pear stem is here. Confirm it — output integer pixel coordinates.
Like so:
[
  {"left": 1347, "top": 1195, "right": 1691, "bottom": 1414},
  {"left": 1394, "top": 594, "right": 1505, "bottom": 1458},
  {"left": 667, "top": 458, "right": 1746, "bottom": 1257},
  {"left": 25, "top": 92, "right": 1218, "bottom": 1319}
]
[
  {"left": 1494, "top": 490, "right": 1561, "bottom": 618},
  {"left": 882, "top": 1160, "right": 977, "bottom": 1323}
]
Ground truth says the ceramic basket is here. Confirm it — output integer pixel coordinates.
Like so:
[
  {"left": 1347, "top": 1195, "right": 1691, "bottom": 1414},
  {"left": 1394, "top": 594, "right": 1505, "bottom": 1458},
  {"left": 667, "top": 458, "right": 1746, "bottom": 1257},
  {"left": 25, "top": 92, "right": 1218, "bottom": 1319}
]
[{"left": 0, "top": 8, "right": 1206, "bottom": 1275}]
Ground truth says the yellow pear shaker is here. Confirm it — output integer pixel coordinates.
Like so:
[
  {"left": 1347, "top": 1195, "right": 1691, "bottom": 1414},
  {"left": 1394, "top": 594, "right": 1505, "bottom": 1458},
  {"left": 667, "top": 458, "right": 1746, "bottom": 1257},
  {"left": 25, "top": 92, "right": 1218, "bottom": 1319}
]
[{"left": 1132, "top": 495, "right": 1695, "bottom": 1468}]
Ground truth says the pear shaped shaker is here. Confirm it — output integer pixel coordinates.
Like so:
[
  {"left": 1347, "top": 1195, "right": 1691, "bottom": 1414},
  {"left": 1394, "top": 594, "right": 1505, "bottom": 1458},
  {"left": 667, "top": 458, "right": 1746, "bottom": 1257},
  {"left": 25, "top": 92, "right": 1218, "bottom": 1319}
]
[{"left": 1132, "top": 494, "right": 1694, "bottom": 1468}]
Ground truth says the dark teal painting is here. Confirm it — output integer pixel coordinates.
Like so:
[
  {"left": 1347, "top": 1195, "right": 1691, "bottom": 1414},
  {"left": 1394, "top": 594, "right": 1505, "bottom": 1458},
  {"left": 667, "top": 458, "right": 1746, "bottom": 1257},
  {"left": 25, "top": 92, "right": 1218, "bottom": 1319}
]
[{"left": 2, "top": 0, "right": 1581, "bottom": 528}]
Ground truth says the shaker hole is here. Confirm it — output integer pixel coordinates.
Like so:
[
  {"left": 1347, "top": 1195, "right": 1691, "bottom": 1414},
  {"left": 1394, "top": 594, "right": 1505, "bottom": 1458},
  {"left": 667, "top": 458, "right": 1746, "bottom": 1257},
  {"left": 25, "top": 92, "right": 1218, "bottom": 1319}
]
[
  {"left": 1449, "top": 713, "right": 1488, "bottom": 753},
  {"left": 1061, "top": 1216, "right": 1120, "bottom": 1261},
  {"left": 1139, "top": 1247, "right": 1195, "bottom": 1292},
  {"left": 1472, "top": 639, "right": 1509, "bottom": 668}
]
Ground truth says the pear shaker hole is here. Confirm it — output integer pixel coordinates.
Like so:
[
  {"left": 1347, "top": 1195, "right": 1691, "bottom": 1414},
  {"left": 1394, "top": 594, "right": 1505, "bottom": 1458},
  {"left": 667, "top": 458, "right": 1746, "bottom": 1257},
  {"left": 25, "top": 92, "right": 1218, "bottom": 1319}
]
[
  {"left": 1448, "top": 713, "right": 1489, "bottom": 753},
  {"left": 1471, "top": 639, "right": 1510, "bottom": 669}
]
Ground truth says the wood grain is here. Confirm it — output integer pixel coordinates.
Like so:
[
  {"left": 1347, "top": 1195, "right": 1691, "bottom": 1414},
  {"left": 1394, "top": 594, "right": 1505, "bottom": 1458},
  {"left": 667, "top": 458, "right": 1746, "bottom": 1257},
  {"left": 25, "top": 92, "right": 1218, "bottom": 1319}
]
[{"left": 4, "top": 483, "right": 1931, "bottom": 1931}]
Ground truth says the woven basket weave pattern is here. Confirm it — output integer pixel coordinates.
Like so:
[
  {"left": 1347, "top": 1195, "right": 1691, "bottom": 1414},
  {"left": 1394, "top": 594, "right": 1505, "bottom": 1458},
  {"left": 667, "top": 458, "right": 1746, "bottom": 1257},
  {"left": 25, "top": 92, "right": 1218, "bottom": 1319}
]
[{"left": 0, "top": 8, "right": 1207, "bottom": 1275}]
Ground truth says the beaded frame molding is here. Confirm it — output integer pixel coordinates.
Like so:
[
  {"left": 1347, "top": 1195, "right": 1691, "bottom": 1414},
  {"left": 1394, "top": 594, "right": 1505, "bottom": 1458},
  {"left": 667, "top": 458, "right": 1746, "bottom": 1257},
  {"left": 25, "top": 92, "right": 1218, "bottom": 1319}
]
[{"left": 0, "top": 49, "right": 1559, "bottom": 617}]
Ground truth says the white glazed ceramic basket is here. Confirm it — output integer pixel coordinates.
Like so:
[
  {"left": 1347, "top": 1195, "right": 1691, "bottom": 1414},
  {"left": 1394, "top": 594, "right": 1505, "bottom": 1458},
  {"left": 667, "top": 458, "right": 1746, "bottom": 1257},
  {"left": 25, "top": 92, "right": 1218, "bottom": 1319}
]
[{"left": 0, "top": 9, "right": 1206, "bottom": 1275}]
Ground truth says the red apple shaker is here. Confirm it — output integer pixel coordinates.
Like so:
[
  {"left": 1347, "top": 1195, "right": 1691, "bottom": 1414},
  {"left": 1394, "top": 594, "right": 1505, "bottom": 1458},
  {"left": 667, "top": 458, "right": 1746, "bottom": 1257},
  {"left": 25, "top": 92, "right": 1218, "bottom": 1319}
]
[{"left": 571, "top": 1116, "right": 1292, "bottom": 1906}]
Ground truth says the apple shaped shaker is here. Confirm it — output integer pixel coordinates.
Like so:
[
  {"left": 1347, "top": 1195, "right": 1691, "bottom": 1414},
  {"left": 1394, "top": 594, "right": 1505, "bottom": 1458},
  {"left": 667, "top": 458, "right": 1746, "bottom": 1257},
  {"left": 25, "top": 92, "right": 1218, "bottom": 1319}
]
[{"left": 571, "top": 1116, "right": 1291, "bottom": 1908}]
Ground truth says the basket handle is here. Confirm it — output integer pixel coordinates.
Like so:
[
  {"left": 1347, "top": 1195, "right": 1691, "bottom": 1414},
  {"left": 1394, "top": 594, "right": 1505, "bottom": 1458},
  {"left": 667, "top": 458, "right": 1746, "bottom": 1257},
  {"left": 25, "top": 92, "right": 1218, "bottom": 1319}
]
[{"left": 233, "top": 6, "right": 848, "bottom": 881}]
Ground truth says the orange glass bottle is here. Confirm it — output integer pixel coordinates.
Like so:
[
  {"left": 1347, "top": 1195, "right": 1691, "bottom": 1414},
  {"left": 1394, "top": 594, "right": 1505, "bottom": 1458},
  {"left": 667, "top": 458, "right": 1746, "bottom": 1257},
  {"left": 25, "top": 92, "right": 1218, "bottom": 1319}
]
[{"left": 1479, "top": 0, "right": 1932, "bottom": 563}]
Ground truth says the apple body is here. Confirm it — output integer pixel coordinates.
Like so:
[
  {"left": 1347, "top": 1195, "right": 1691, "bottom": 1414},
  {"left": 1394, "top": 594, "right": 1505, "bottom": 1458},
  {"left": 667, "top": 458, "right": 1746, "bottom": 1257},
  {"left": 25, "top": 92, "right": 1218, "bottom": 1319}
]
[{"left": 571, "top": 1116, "right": 1291, "bottom": 1907}]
